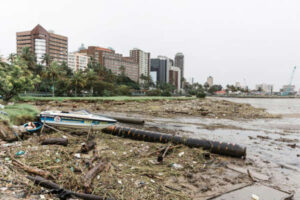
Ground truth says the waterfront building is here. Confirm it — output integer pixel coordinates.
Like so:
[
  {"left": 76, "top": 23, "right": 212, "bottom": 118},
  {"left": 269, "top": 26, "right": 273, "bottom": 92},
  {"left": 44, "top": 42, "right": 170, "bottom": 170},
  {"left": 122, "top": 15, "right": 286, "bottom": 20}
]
[
  {"left": 280, "top": 85, "right": 296, "bottom": 94},
  {"left": 174, "top": 52, "right": 184, "bottom": 81},
  {"left": 68, "top": 52, "right": 88, "bottom": 71},
  {"left": 255, "top": 83, "right": 273, "bottom": 94},
  {"left": 130, "top": 48, "right": 150, "bottom": 83},
  {"left": 16, "top": 24, "right": 68, "bottom": 64},
  {"left": 169, "top": 66, "right": 181, "bottom": 92},
  {"left": 80, "top": 46, "right": 139, "bottom": 82},
  {"left": 150, "top": 57, "right": 169, "bottom": 84},
  {"left": 80, "top": 46, "right": 113, "bottom": 66},
  {"left": 235, "top": 82, "right": 241, "bottom": 88},
  {"left": 207, "top": 76, "right": 213, "bottom": 87}
]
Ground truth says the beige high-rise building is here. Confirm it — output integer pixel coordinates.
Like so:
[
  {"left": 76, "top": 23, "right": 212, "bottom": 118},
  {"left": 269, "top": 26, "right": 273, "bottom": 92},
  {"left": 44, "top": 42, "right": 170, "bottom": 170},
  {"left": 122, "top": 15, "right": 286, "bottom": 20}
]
[
  {"left": 130, "top": 48, "right": 150, "bottom": 83},
  {"left": 207, "top": 76, "right": 213, "bottom": 87},
  {"left": 16, "top": 24, "right": 68, "bottom": 64},
  {"left": 68, "top": 52, "right": 88, "bottom": 71}
]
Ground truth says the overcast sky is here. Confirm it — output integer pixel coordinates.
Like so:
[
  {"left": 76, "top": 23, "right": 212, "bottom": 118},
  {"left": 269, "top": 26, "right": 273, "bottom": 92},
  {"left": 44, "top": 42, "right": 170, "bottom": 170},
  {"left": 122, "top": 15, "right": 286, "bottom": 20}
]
[{"left": 1, "top": 0, "right": 300, "bottom": 91}]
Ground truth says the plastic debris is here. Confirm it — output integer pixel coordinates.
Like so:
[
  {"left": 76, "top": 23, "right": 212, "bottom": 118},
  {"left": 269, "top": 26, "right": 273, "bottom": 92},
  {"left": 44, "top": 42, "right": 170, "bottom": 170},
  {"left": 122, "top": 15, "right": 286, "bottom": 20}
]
[
  {"left": 74, "top": 153, "right": 81, "bottom": 159},
  {"left": 251, "top": 194, "right": 259, "bottom": 200},
  {"left": 0, "top": 104, "right": 4, "bottom": 109},
  {"left": 0, "top": 111, "right": 7, "bottom": 115},
  {"left": 16, "top": 150, "right": 25, "bottom": 156},
  {"left": 171, "top": 163, "right": 183, "bottom": 169},
  {"left": 178, "top": 152, "right": 184, "bottom": 157}
]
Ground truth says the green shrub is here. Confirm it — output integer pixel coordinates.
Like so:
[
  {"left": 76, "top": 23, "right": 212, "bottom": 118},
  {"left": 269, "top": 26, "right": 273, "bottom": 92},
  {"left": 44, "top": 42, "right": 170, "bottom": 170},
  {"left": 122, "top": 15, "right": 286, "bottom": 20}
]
[
  {"left": 146, "top": 89, "right": 162, "bottom": 96},
  {"left": 117, "top": 85, "right": 131, "bottom": 96},
  {"left": 196, "top": 92, "right": 206, "bottom": 98},
  {"left": 161, "top": 90, "right": 172, "bottom": 97},
  {"left": 102, "top": 90, "right": 112, "bottom": 97}
]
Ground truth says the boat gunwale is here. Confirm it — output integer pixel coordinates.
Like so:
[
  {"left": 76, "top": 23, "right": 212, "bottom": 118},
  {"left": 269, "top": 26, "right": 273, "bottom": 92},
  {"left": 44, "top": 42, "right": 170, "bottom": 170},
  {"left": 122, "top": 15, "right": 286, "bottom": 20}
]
[{"left": 40, "top": 113, "right": 116, "bottom": 123}]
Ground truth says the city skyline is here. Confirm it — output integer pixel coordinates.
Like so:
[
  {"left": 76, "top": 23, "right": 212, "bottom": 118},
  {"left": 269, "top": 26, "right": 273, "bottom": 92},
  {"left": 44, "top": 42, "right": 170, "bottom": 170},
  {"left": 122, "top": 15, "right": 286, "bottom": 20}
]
[{"left": 1, "top": 0, "right": 300, "bottom": 90}]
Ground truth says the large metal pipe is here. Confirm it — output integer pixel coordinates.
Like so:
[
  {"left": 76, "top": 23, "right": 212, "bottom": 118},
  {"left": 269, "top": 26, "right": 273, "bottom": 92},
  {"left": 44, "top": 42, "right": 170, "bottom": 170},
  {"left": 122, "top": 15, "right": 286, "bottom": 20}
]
[
  {"left": 103, "top": 126, "right": 246, "bottom": 158},
  {"left": 101, "top": 115, "right": 145, "bottom": 125}
]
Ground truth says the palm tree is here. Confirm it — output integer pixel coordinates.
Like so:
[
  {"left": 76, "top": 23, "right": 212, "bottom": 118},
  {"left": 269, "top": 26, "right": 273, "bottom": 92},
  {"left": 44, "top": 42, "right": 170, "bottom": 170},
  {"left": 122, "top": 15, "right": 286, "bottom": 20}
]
[
  {"left": 85, "top": 69, "right": 98, "bottom": 95},
  {"left": 20, "top": 47, "right": 36, "bottom": 71},
  {"left": 41, "top": 53, "right": 52, "bottom": 67},
  {"left": 42, "top": 62, "right": 61, "bottom": 97},
  {"left": 71, "top": 71, "right": 86, "bottom": 96},
  {"left": 119, "top": 66, "right": 126, "bottom": 76},
  {"left": 8, "top": 53, "right": 16, "bottom": 64}
]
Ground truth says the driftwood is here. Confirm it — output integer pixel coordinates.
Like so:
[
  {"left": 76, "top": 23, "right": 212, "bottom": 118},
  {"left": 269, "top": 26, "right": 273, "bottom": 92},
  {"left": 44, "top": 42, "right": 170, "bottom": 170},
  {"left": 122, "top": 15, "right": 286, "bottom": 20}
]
[
  {"left": 83, "top": 161, "right": 108, "bottom": 193},
  {"left": 41, "top": 138, "right": 68, "bottom": 146},
  {"left": 81, "top": 141, "right": 96, "bottom": 154},
  {"left": 12, "top": 158, "right": 54, "bottom": 179},
  {"left": 86, "top": 152, "right": 100, "bottom": 170},
  {"left": 157, "top": 144, "right": 172, "bottom": 162},
  {"left": 27, "top": 176, "right": 114, "bottom": 200}
]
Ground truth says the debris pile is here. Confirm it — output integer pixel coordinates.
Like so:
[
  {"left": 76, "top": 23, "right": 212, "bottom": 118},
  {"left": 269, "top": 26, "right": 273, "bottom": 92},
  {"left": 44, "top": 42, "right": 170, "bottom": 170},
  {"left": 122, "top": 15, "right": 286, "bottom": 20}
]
[
  {"left": 0, "top": 127, "right": 252, "bottom": 199},
  {"left": 34, "top": 99, "right": 279, "bottom": 119}
]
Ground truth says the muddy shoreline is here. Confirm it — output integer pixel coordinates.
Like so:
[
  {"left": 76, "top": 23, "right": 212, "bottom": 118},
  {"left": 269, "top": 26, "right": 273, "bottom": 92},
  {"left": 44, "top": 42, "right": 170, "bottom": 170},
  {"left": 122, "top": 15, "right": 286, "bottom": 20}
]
[
  {"left": 32, "top": 98, "right": 279, "bottom": 119},
  {"left": 1, "top": 98, "right": 296, "bottom": 199}
]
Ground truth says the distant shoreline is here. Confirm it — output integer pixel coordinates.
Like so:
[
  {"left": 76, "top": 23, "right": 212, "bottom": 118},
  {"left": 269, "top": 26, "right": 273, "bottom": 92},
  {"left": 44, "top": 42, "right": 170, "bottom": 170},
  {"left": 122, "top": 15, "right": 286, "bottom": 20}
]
[{"left": 211, "top": 95, "right": 300, "bottom": 99}]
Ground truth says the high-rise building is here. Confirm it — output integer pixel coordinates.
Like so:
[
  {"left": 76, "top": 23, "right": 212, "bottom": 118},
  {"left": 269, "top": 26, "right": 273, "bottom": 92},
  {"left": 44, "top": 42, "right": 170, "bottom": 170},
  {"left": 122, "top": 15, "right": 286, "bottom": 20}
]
[
  {"left": 130, "top": 48, "right": 150, "bottom": 83},
  {"left": 174, "top": 52, "right": 184, "bottom": 81},
  {"left": 80, "top": 46, "right": 139, "bottom": 82},
  {"left": 68, "top": 52, "right": 88, "bottom": 72},
  {"left": 235, "top": 82, "right": 241, "bottom": 88},
  {"left": 256, "top": 83, "right": 273, "bottom": 93},
  {"left": 169, "top": 66, "right": 181, "bottom": 92},
  {"left": 207, "top": 76, "right": 213, "bottom": 87},
  {"left": 150, "top": 58, "right": 168, "bottom": 84},
  {"left": 79, "top": 46, "right": 113, "bottom": 66},
  {"left": 280, "top": 85, "right": 295, "bottom": 94},
  {"left": 16, "top": 24, "right": 68, "bottom": 64}
]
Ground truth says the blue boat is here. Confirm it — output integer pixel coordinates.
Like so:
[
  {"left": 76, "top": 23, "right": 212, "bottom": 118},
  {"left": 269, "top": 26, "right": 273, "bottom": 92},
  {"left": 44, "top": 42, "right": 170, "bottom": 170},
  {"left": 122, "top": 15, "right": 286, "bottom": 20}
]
[
  {"left": 24, "top": 122, "right": 43, "bottom": 133},
  {"left": 40, "top": 110, "right": 117, "bottom": 130}
]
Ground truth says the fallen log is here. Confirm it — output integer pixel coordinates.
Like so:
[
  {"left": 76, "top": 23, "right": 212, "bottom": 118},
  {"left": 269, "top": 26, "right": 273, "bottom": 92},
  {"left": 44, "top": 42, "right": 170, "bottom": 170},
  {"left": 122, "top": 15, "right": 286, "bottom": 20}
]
[
  {"left": 102, "top": 115, "right": 145, "bottom": 125},
  {"left": 27, "top": 176, "right": 114, "bottom": 200},
  {"left": 12, "top": 158, "right": 54, "bottom": 179},
  {"left": 83, "top": 161, "right": 108, "bottom": 193},
  {"left": 103, "top": 126, "right": 246, "bottom": 158},
  {"left": 81, "top": 141, "right": 96, "bottom": 154},
  {"left": 41, "top": 138, "right": 68, "bottom": 146}
]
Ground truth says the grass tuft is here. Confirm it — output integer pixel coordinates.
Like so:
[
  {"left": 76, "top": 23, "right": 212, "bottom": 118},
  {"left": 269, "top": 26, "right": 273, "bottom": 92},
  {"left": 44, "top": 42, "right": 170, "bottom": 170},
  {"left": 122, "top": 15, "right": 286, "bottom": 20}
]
[{"left": 0, "top": 104, "right": 39, "bottom": 125}]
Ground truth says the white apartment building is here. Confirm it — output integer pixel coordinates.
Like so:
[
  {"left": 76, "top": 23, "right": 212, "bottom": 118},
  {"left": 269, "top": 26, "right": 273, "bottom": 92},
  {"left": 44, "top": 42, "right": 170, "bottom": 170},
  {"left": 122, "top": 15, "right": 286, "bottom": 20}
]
[
  {"left": 130, "top": 48, "right": 150, "bottom": 83},
  {"left": 68, "top": 52, "right": 88, "bottom": 72},
  {"left": 207, "top": 76, "right": 213, "bottom": 87},
  {"left": 255, "top": 83, "right": 273, "bottom": 93}
]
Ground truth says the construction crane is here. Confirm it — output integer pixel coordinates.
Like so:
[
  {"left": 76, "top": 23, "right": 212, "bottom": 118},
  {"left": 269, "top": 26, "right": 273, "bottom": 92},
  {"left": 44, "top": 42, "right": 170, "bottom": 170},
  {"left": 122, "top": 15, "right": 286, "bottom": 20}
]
[{"left": 283, "top": 66, "right": 297, "bottom": 96}]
